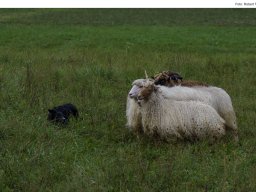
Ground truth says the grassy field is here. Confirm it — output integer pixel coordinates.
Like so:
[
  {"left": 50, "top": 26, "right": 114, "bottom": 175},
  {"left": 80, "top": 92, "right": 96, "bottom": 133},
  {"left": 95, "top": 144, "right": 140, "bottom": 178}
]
[{"left": 0, "top": 9, "right": 256, "bottom": 191}]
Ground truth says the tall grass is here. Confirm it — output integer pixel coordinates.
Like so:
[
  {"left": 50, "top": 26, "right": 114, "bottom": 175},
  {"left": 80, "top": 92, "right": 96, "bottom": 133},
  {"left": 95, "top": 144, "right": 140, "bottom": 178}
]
[{"left": 0, "top": 9, "right": 256, "bottom": 191}]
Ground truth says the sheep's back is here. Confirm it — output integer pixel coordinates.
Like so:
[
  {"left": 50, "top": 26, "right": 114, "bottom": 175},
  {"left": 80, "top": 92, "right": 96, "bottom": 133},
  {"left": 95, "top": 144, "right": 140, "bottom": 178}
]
[
  {"left": 168, "top": 101, "right": 225, "bottom": 139},
  {"left": 159, "top": 86, "right": 213, "bottom": 105},
  {"left": 140, "top": 97, "right": 226, "bottom": 140}
]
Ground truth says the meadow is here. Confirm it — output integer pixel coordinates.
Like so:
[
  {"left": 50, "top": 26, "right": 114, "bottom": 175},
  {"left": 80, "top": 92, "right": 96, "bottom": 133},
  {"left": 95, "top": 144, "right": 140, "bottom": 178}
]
[{"left": 0, "top": 9, "right": 256, "bottom": 191}]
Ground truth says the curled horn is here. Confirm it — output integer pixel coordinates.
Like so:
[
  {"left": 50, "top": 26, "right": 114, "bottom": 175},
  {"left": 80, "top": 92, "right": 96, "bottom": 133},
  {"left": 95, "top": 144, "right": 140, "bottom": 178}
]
[{"left": 144, "top": 70, "right": 149, "bottom": 79}]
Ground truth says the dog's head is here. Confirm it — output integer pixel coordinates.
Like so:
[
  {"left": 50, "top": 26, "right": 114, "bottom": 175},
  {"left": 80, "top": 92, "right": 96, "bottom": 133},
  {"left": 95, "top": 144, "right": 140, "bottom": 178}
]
[{"left": 48, "top": 109, "right": 68, "bottom": 124}]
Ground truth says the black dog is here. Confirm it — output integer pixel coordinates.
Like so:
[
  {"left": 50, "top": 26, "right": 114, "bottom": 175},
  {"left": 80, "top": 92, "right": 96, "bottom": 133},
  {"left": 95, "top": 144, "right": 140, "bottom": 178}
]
[{"left": 48, "top": 103, "right": 79, "bottom": 124}]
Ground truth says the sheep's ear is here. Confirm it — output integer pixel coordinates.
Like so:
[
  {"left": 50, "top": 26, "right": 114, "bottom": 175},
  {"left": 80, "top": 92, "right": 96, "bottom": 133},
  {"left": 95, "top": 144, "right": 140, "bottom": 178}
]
[
  {"left": 177, "top": 75, "right": 183, "bottom": 80},
  {"left": 170, "top": 74, "right": 183, "bottom": 81},
  {"left": 175, "top": 73, "right": 183, "bottom": 80}
]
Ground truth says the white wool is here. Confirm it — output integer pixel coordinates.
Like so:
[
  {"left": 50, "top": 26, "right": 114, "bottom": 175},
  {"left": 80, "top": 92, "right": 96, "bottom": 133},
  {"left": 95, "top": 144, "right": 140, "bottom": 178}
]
[
  {"left": 139, "top": 86, "right": 226, "bottom": 141},
  {"left": 126, "top": 79, "right": 238, "bottom": 140},
  {"left": 126, "top": 96, "right": 142, "bottom": 133},
  {"left": 126, "top": 79, "right": 147, "bottom": 133},
  {"left": 157, "top": 85, "right": 238, "bottom": 140},
  {"left": 126, "top": 78, "right": 238, "bottom": 141}
]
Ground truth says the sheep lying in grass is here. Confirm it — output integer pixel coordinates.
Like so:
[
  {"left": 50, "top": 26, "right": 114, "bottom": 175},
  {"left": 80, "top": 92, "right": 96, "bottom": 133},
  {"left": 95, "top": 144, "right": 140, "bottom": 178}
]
[
  {"left": 136, "top": 79, "right": 226, "bottom": 141},
  {"left": 153, "top": 71, "right": 238, "bottom": 140},
  {"left": 126, "top": 73, "right": 207, "bottom": 134},
  {"left": 126, "top": 72, "right": 238, "bottom": 141}
]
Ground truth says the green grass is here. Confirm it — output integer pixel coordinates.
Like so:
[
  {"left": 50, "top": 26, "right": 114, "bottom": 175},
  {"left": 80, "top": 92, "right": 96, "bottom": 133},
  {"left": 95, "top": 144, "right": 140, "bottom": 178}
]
[{"left": 0, "top": 9, "right": 256, "bottom": 191}]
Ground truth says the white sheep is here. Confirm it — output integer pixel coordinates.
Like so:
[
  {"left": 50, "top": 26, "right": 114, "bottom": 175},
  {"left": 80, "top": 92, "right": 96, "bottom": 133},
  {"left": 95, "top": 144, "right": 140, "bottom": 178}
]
[
  {"left": 137, "top": 80, "right": 226, "bottom": 141},
  {"left": 126, "top": 79, "right": 145, "bottom": 134},
  {"left": 156, "top": 84, "right": 238, "bottom": 140},
  {"left": 126, "top": 78, "right": 238, "bottom": 141}
]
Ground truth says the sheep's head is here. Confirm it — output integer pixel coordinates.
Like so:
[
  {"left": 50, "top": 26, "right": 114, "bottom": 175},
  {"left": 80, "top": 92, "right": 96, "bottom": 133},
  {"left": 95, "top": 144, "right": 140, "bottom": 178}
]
[
  {"left": 128, "top": 79, "right": 147, "bottom": 99},
  {"left": 154, "top": 71, "right": 183, "bottom": 87},
  {"left": 137, "top": 79, "right": 155, "bottom": 105}
]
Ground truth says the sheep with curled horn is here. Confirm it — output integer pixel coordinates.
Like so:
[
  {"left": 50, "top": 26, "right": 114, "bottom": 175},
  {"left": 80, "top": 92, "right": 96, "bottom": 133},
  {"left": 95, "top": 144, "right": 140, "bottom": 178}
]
[
  {"left": 153, "top": 71, "right": 238, "bottom": 140},
  {"left": 126, "top": 71, "right": 238, "bottom": 141},
  {"left": 153, "top": 71, "right": 208, "bottom": 87},
  {"left": 154, "top": 71, "right": 183, "bottom": 86},
  {"left": 135, "top": 79, "right": 227, "bottom": 142}
]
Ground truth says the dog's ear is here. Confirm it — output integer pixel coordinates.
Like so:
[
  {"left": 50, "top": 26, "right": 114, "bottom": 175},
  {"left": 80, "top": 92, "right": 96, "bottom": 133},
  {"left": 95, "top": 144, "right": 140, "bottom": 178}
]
[{"left": 48, "top": 109, "right": 55, "bottom": 114}]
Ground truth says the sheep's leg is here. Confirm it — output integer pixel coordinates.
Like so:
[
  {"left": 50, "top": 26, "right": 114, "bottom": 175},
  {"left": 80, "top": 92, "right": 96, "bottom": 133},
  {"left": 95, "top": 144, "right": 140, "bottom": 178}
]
[
  {"left": 232, "top": 128, "right": 239, "bottom": 142},
  {"left": 223, "top": 111, "right": 239, "bottom": 142}
]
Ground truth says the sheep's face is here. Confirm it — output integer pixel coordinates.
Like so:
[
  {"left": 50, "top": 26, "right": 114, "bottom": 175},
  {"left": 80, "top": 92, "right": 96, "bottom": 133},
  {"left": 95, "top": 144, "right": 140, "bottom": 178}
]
[
  {"left": 137, "top": 81, "right": 155, "bottom": 104},
  {"left": 128, "top": 79, "right": 147, "bottom": 99},
  {"left": 128, "top": 84, "right": 142, "bottom": 99},
  {"left": 154, "top": 71, "right": 183, "bottom": 87},
  {"left": 154, "top": 73, "right": 168, "bottom": 85}
]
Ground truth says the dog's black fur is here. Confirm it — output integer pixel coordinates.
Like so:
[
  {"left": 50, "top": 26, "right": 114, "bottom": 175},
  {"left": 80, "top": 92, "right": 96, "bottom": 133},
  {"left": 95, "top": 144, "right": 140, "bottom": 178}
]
[{"left": 48, "top": 103, "right": 79, "bottom": 124}]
